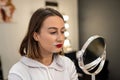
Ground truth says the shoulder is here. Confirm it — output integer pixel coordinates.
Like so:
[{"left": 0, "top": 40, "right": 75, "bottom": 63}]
[
  {"left": 60, "top": 55, "right": 73, "bottom": 61},
  {"left": 9, "top": 61, "right": 28, "bottom": 76},
  {"left": 9, "top": 61, "right": 26, "bottom": 73},
  {"left": 8, "top": 59, "right": 31, "bottom": 80},
  {"left": 57, "top": 55, "right": 78, "bottom": 79},
  {"left": 57, "top": 55, "right": 75, "bottom": 67}
]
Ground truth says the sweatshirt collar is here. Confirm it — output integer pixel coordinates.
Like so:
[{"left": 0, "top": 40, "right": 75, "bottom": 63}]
[{"left": 20, "top": 55, "right": 64, "bottom": 71}]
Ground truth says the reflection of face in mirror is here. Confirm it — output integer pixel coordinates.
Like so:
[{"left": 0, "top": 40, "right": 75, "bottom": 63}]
[{"left": 83, "top": 38, "right": 105, "bottom": 64}]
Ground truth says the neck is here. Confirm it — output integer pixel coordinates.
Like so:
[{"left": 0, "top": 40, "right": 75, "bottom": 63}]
[
  {"left": 38, "top": 52, "right": 54, "bottom": 66},
  {"left": 41, "top": 56, "right": 53, "bottom": 66}
]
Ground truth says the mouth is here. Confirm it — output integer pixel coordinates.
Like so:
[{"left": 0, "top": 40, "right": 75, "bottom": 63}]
[{"left": 56, "top": 44, "right": 63, "bottom": 48}]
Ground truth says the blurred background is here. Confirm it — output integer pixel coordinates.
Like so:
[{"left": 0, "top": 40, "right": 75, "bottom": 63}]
[{"left": 0, "top": 0, "right": 120, "bottom": 80}]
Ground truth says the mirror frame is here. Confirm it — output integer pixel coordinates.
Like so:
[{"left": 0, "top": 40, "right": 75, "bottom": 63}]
[{"left": 76, "top": 35, "right": 106, "bottom": 79}]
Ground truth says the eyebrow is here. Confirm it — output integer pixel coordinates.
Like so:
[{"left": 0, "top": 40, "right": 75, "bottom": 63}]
[{"left": 48, "top": 27, "right": 65, "bottom": 30}]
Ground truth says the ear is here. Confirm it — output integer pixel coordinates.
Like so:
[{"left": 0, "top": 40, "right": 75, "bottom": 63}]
[{"left": 33, "top": 32, "right": 39, "bottom": 41}]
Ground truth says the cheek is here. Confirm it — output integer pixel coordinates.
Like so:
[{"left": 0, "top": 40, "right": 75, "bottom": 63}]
[
  {"left": 39, "top": 34, "right": 56, "bottom": 49},
  {"left": 41, "top": 34, "right": 56, "bottom": 44},
  {"left": 39, "top": 34, "right": 64, "bottom": 53}
]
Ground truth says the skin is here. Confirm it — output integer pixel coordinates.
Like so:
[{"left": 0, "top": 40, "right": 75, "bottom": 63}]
[{"left": 33, "top": 16, "right": 65, "bottom": 66}]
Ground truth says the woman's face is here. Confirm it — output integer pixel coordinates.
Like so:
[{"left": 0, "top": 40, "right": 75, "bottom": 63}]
[{"left": 34, "top": 16, "right": 65, "bottom": 54}]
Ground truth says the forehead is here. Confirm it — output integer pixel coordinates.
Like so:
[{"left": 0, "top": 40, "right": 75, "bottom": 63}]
[{"left": 42, "top": 16, "right": 64, "bottom": 29}]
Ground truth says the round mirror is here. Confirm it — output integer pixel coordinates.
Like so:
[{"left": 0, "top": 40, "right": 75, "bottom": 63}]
[{"left": 76, "top": 35, "right": 106, "bottom": 80}]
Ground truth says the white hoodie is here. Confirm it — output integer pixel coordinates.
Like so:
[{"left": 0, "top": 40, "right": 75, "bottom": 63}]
[{"left": 8, "top": 55, "right": 78, "bottom": 80}]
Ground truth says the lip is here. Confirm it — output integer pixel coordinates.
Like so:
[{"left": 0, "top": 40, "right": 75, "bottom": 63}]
[{"left": 56, "top": 44, "right": 63, "bottom": 48}]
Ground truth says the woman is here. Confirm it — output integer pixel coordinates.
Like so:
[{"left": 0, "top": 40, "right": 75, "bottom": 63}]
[{"left": 8, "top": 8, "right": 78, "bottom": 80}]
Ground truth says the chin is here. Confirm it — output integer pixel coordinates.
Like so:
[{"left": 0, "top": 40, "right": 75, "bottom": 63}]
[{"left": 52, "top": 50, "right": 61, "bottom": 54}]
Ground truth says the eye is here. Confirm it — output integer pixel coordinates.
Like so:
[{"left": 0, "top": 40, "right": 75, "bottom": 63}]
[
  {"left": 50, "top": 31, "right": 57, "bottom": 34},
  {"left": 61, "top": 29, "right": 66, "bottom": 34},
  {"left": 61, "top": 31, "right": 65, "bottom": 34}
]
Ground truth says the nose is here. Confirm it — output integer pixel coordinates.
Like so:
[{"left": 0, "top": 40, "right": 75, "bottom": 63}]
[{"left": 56, "top": 32, "right": 65, "bottom": 42}]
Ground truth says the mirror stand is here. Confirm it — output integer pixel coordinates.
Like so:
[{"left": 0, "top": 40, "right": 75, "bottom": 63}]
[{"left": 92, "top": 74, "right": 95, "bottom": 80}]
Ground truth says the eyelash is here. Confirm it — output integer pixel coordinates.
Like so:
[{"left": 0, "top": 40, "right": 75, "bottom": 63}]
[
  {"left": 50, "top": 32, "right": 56, "bottom": 34},
  {"left": 50, "top": 31, "right": 65, "bottom": 34},
  {"left": 61, "top": 31, "right": 65, "bottom": 34}
]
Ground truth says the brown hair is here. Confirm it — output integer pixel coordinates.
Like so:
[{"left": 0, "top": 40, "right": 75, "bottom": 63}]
[{"left": 19, "top": 8, "right": 64, "bottom": 59}]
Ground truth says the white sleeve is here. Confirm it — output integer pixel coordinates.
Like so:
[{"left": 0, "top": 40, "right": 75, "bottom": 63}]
[{"left": 8, "top": 73, "right": 22, "bottom": 80}]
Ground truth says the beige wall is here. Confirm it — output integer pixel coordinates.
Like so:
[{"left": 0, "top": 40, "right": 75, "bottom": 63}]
[{"left": 0, "top": 0, "right": 78, "bottom": 79}]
